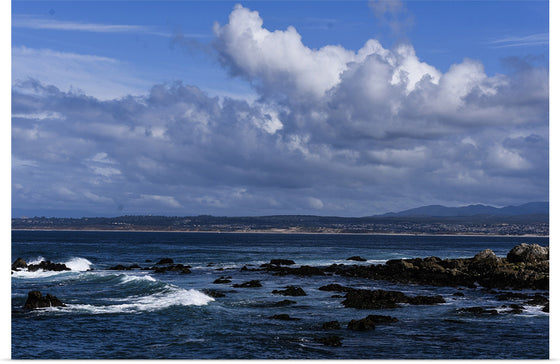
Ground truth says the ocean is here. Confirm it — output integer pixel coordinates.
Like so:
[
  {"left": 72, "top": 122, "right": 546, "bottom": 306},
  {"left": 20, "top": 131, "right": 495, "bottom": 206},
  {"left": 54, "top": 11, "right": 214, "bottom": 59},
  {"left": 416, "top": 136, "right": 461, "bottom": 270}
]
[{"left": 11, "top": 230, "right": 549, "bottom": 359}]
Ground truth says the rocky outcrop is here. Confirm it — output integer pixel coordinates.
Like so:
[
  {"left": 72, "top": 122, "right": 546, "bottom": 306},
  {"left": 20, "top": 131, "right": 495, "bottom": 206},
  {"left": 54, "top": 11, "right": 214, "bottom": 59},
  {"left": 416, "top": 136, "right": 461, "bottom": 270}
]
[
  {"left": 213, "top": 276, "right": 232, "bottom": 284},
  {"left": 347, "top": 315, "right": 398, "bottom": 331},
  {"left": 506, "top": 243, "right": 549, "bottom": 264},
  {"left": 269, "top": 259, "right": 295, "bottom": 266},
  {"left": 321, "top": 245, "right": 549, "bottom": 290},
  {"left": 347, "top": 317, "right": 376, "bottom": 331},
  {"left": 341, "top": 289, "right": 444, "bottom": 309},
  {"left": 27, "top": 260, "right": 71, "bottom": 272},
  {"left": 272, "top": 286, "right": 307, "bottom": 296},
  {"left": 11, "top": 258, "right": 27, "bottom": 271},
  {"left": 346, "top": 256, "right": 367, "bottom": 262},
  {"left": 232, "top": 280, "right": 262, "bottom": 288},
  {"left": 315, "top": 336, "right": 342, "bottom": 347},
  {"left": 23, "top": 291, "right": 66, "bottom": 309}
]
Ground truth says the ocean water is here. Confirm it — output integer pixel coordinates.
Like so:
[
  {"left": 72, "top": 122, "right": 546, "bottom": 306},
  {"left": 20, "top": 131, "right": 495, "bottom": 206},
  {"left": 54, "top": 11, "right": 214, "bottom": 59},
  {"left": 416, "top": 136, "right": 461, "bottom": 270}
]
[{"left": 11, "top": 231, "right": 549, "bottom": 359}]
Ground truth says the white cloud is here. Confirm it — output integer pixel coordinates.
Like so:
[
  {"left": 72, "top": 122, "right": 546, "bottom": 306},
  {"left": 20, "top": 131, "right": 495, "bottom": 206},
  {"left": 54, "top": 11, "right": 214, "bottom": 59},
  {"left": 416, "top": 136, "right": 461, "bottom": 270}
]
[
  {"left": 489, "top": 33, "right": 549, "bottom": 48},
  {"left": 13, "top": 15, "right": 169, "bottom": 37},
  {"left": 10, "top": 6, "right": 549, "bottom": 217}
]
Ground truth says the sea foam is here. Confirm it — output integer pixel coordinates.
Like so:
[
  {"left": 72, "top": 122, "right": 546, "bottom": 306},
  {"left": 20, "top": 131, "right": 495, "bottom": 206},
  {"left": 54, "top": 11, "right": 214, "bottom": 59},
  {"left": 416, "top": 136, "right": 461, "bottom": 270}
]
[{"left": 66, "top": 286, "right": 214, "bottom": 314}]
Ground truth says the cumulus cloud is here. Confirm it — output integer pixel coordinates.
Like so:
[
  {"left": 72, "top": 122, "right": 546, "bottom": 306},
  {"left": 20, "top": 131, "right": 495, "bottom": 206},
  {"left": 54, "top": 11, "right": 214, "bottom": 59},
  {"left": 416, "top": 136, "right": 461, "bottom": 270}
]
[{"left": 11, "top": 5, "right": 549, "bottom": 217}]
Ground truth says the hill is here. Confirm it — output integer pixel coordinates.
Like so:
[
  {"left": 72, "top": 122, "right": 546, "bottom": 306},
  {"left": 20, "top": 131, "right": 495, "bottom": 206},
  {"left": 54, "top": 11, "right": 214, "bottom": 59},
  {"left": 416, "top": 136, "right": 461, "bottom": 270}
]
[{"left": 380, "top": 202, "right": 548, "bottom": 217}]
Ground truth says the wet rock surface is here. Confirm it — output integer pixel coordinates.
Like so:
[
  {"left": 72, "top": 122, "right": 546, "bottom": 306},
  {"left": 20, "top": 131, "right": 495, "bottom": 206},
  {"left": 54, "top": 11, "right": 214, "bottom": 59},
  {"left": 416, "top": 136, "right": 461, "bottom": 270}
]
[
  {"left": 272, "top": 286, "right": 307, "bottom": 296},
  {"left": 24, "top": 291, "right": 66, "bottom": 309},
  {"left": 254, "top": 244, "right": 549, "bottom": 291}
]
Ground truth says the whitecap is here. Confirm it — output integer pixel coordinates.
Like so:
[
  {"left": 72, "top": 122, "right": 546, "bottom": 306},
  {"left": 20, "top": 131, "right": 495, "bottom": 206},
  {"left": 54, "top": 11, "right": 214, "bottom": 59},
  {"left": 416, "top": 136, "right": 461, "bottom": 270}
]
[
  {"left": 64, "top": 287, "right": 214, "bottom": 314},
  {"left": 64, "top": 257, "right": 93, "bottom": 271}
]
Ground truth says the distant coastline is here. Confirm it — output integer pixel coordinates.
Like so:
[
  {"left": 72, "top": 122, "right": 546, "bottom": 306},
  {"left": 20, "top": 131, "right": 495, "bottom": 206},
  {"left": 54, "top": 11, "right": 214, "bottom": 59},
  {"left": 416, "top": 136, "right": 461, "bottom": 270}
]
[{"left": 11, "top": 227, "right": 549, "bottom": 238}]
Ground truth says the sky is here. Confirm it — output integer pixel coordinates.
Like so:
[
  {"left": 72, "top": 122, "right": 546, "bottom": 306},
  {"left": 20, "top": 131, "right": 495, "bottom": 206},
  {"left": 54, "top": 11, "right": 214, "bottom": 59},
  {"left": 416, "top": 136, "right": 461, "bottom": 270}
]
[{"left": 10, "top": 0, "right": 550, "bottom": 218}]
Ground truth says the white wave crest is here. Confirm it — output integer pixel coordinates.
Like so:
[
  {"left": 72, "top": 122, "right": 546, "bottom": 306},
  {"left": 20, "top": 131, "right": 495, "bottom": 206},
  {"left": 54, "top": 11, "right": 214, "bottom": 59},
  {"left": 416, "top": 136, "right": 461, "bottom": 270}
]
[
  {"left": 64, "top": 257, "right": 92, "bottom": 271},
  {"left": 66, "top": 287, "right": 214, "bottom": 314},
  {"left": 11, "top": 269, "right": 66, "bottom": 279},
  {"left": 118, "top": 274, "right": 157, "bottom": 284},
  {"left": 27, "top": 256, "right": 46, "bottom": 265}
]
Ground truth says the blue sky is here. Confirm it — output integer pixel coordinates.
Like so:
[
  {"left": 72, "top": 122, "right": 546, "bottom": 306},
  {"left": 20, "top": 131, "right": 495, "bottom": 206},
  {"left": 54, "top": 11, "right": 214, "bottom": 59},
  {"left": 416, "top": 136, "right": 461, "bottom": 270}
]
[{"left": 10, "top": 0, "right": 550, "bottom": 217}]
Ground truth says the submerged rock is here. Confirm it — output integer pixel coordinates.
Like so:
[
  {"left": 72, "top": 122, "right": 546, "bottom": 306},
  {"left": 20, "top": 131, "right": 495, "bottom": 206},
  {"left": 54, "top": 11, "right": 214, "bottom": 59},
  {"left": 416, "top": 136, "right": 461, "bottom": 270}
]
[
  {"left": 322, "top": 320, "right": 341, "bottom": 330},
  {"left": 213, "top": 276, "right": 232, "bottom": 284},
  {"left": 201, "top": 289, "right": 226, "bottom": 298},
  {"left": 347, "top": 317, "right": 376, "bottom": 331},
  {"left": 24, "top": 291, "right": 66, "bottom": 309},
  {"left": 315, "top": 335, "right": 342, "bottom": 347},
  {"left": 232, "top": 280, "right": 262, "bottom": 288},
  {"left": 268, "top": 314, "right": 300, "bottom": 321}
]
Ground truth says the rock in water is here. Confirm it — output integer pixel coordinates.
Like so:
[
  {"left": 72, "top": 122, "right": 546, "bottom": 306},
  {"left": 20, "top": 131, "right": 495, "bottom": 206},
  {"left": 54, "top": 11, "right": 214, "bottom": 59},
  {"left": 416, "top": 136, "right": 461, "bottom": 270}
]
[
  {"left": 272, "top": 286, "right": 307, "bottom": 296},
  {"left": 24, "top": 291, "right": 66, "bottom": 309},
  {"left": 27, "top": 260, "right": 71, "bottom": 272},
  {"left": 232, "top": 280, "right": 262, "bottom": 288},
  {"left": 507, "top": 243, "right": 549, "bottom": 263},
  {"left": 315, "top": 336, "right": 342, "bottom": 347},
  {"left": 346, "top": 256, "right": 367, "bottom": 262},
  {"left": 11, "top": 257, "right": 27, "bottom": 271},
  {"left": 269, "top": 259, "right": 296, "bottom": 265}
]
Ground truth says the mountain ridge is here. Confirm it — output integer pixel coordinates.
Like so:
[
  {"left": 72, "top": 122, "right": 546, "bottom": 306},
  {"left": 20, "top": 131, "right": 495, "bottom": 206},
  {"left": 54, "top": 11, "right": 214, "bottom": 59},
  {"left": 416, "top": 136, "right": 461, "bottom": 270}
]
[{"left": 379, "top": 201, "right": 549, "bottom": 217}]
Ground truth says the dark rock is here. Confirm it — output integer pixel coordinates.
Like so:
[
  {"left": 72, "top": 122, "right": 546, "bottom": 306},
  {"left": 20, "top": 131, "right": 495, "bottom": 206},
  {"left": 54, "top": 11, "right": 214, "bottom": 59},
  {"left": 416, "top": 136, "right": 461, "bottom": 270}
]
[
  {"left": 108, "top": 264, "right": 130, "bottom": 270},
  {"left": 272, "top": 286, "right": 307, "bottom": 296},
  {"left": 452, "top": 292, "right": 465, "bottom": 297},
  {"left": 156, "top": 258, "right": 174, "bottom": 265},
  {"left": 542, "top": 303, "right": 549, "bottom": 313},
  {"left": 318, "top": 284, "right": 353, "bottom": 293},
  {"left": 341, "top": 289, "right": 406, "bottom": 309},
  {"left": 24, "top": 291, "right": 66, "bottom": 309},
  {"left": 315, "top": 336, "right": 342, "bottom": 347},
  {"left": 268, "top": 314, "right": 300, "bottom": 321},
  {"left": 526, "top": 294, "right": 549, "bottom": 306},
  {"left": 272, "top": 299, "right": 296, "bottom": 306},
  {"left": 213, "top": 276, "right": 232, "bottom": 284},
  {"left": 507, "top": 243, "right": 549, "bottom": 264},
  {"left": 364, "top": 315, "right": 398, "bottom": 324},
  {"left": 270, "top": 259, "right": 296, "bottom": 265},
  {"left": 27, "top": 260, "right": 71, "bottom": 272},
  {"left": 129, "top": 264, "right": 141, "bottom": 269},
  {"left": 347, "top": 317, "right": 376, "bottom": 331},
  {"left": 347, "top": 256, "right": 367, "bottom": 262},
  {"left": 506, "top": 304, "right": 524, "bottom": 314},
  {"left": 322, "top": 320, "right": 341, "bottom": 330},
  {"left": 201, "top": 289, "right": 226, "bottom": 298},
  {"left": 11, "top": 257, "right": 27, "bottom": 271},
  {"left": 232, "top": 280, "right": 262, "bottom": 288},
  {"left": 473, "top": 249, "right": 498, "bottom": 261},
  {"left": 342, "top": 289, "right": 444, "bottom": 309}
]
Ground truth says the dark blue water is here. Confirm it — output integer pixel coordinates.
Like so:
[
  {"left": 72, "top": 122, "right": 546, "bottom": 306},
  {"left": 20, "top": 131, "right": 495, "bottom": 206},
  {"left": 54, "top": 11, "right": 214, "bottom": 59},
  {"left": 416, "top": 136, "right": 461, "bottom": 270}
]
[{"left": 11, "top": 231, "right": 549, "bottom": 359}]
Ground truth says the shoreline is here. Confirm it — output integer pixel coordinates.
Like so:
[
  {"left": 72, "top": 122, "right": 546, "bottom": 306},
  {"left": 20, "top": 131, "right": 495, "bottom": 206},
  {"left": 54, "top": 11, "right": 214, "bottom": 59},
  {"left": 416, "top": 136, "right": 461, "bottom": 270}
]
[{"left": 10, "top": 228, "right": 549, "bottom": 238}]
